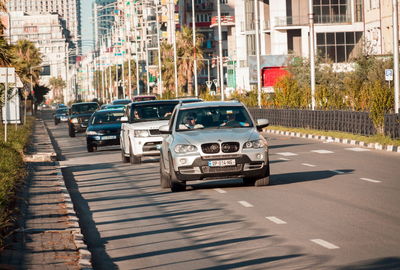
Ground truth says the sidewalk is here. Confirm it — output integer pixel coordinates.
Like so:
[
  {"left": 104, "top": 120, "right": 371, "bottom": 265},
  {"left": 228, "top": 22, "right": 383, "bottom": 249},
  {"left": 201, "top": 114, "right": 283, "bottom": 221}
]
[{"left": 0, "top": 113, "right": 91, "bottom": 269}]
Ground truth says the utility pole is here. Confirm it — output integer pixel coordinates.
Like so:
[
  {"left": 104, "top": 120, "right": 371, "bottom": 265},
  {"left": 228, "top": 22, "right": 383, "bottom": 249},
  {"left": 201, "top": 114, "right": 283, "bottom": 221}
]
[
  {"left": 192, "top": 0, "right": 198, "bottom": 97},
  {"left": 393, "top": 0, "right": 399, "bottom": 113},
  {"left": 254, "top": 0, "right": 262, "bottom": 108},
  {"left": 156, "top": 0, "right": 163, "bottom": 98},
  {"left": 170, "top": 0, "right": 178, "bottom": 97},
  {"left": 217, "top": 0, "right": 224, "bottom": 101},
  {"left": 309, "top": 0, "right": 316, "bottom": 110}
]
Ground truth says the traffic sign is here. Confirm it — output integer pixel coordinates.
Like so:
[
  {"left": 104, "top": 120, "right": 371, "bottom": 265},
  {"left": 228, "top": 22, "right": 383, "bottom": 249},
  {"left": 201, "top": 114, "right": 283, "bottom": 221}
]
[
  {"left": 0, "top": 67, "right": 15, "bottom": 83},
  {"left": 205, "top": 80, "right": 212, "bottom": 89},
  {"left": 385, "top": 69, "right": 393, "bottom": 81}
]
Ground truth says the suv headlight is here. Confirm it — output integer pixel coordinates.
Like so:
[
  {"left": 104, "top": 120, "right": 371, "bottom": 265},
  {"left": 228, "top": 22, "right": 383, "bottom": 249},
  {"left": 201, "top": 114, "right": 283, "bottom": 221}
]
[
  {"left": 134, "top": 130, "right": 150, "bottom": 137},
  {"left": 70, "top": 118, "right": 79, "bottom": 123},
  {"left": 174, "top": 144, "right": 198, "bottom": 153},
  {"left": 243, "top": 139, "right": 266, "bottom": 149}
]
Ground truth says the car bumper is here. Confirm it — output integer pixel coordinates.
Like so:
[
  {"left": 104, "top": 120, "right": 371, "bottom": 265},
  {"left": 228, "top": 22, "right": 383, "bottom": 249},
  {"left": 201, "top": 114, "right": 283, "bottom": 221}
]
[
  {"left": 132, "top": 136, "right": 163, "bottom": 156},
  {"left": 87, "top": 135, "right": 120, "bottom": 147},
  {"left": 172, "top": 150, "right": 269, "bottom": 182}
]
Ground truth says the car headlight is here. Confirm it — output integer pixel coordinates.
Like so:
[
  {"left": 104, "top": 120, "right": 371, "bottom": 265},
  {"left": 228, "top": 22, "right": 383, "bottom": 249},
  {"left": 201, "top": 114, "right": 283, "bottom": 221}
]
[
  {"left": 134, "top": 130, "right": 150, "bottom": 137},
  {"left": 86, "top": 130, "right": 103, "bottom": 135},
  {"left": 70, "top": 118, "right": 79, "bottom": 123},
  {"left": 243, "top": 139, "right": 266, "bottom": 149},
  {"left": 174, "top": 144, "right": 198, "bottom": 153}
]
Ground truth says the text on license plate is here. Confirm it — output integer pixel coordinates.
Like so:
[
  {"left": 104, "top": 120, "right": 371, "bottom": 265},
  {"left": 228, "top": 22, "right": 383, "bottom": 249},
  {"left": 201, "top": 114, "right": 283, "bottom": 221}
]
[
  {"left": 102, "top": 135, "right": 116, "bottom": 140},
  {"left": 208, "top": 159, "right": 236, "bottom": 167}
]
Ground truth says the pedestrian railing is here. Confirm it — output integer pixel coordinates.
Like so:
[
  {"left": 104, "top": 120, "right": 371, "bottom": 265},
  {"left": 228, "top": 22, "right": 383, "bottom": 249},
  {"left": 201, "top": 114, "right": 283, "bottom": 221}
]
[{"left": 249, "top": 108, "right": 400, "bottom": 139}]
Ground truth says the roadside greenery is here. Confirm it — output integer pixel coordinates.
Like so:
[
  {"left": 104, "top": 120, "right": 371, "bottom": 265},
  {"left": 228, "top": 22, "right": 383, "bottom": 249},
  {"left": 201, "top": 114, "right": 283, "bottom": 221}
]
[{"left": 0, "top": 116, "right": 34, "bottom": 249}]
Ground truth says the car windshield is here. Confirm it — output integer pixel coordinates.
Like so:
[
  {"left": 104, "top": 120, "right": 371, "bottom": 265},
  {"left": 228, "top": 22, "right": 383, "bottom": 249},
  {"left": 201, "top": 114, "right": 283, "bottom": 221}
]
[
  {"left": 112, "top": 99, "right": 131, "bottom": 105},
  {"left": 131, "top": 103, "right": 177, "bottom": 122},
  {"left": 106, "top": 105, "right": 125, "bottom": 110},
  {"left": 90, "top": 111, "right": 125, "bottom": 125},
  {"left": 56, "top": 108, "right": 68, "bottom": 114},
  {"left": 176, "top": 106, "right": 253, "bottom": 131},
  {"left": 71, "top": 104, "right": 98, "bottom": 114},
  {"left": 132, "top": 96, "right": 156, "bottom": 102}
]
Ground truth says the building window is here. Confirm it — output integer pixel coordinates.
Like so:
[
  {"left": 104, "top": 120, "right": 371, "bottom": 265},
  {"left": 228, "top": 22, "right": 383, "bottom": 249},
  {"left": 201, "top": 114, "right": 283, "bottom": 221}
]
[
  {"left": 23, "top": 26, "right": 38, "bottom": 33},
  {"left": 316, "top": 31, "right": 363, "bottom": 63},
  {"left": 220, "top": 0, "right": 228, "bottom": 4},
  {"left": 313, "top": 0, "right": 351, "bottom": 24}
]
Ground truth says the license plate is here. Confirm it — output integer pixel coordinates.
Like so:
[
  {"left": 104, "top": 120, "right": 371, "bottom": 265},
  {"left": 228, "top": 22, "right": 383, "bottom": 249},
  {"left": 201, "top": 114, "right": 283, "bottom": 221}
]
[
  {"left": 102, "top": 135, "right": 116, "bottom": 140},
  {"left": 208, "top": 159, "right": 236, "bottom": 167}
]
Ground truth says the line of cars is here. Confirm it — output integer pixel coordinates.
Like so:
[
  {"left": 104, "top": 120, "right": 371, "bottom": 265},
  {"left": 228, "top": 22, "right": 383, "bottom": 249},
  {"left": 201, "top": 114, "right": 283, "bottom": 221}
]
[{"left": 55, "top": 95, "right": 271, "bottom": 192}]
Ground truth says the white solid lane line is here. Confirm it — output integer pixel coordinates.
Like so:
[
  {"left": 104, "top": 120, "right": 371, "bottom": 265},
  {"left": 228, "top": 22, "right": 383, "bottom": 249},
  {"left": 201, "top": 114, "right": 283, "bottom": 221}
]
[
  {"left": 345, "top": 147, "right": 370, "bottom": 152},
  {"left": 214, "top": 188, "right": 227, "bottom": 194},
  {"left": 311, "top": 150, "right": 334, "bottom": 154},
  {"left": 329, "top": 170, "right": 345, "bottom": 174},
  {"left": 277, "top": 152, "right": 298, "bottom": 156},
  {"left": 266, "top": 216, "right": 287, "bottom": 224},
  {"left": 279, "top": 157, "right": 290, "bottom": 161},
  {"left": 302, "top": 163, "right": 316, "bottom": 167},
  {"left": 310, "top": 239, "right": 340, "bottom": 249},
  {"left": 238, "top": 201, "right": 254, "bottom": 208},
  {"left": 360, "top": 177, "right": 382, "bottom": 183}
]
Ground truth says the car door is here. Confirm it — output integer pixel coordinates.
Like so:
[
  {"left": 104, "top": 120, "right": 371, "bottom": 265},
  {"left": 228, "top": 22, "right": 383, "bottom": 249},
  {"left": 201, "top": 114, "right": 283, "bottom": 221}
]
[{"left": 161, "top": 108, "right": 177, "bottom": 173}]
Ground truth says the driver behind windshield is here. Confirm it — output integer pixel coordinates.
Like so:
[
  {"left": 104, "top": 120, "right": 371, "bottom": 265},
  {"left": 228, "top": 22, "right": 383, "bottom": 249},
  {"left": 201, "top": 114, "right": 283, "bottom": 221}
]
[{"left": 179, "top": 112, "right": 204, "bottom": 129}]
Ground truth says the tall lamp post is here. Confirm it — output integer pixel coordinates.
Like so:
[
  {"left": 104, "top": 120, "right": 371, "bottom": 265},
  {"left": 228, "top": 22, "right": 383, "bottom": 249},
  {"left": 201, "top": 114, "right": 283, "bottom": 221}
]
[
  {"left": 217, "top": 0, "right": 224, "bottom": 101},
  {"left": 192, "top": 0, "right": 198, "bottom": 97},
  {"left": 309, "top": 0, "right": 316, "bottom": 110},
  {"left": 393, "top": 0, "right": 399, "bottom": 113}
]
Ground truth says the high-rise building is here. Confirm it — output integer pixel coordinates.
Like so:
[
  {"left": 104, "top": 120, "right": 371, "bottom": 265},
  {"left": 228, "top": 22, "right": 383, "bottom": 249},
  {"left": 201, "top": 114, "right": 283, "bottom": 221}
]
[{"left": 7, "top": 0, "right": 81, "bottom": 52}]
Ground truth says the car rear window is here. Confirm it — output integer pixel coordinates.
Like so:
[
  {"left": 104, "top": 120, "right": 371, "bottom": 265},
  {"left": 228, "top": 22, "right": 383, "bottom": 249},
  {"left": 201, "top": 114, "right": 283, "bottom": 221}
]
[
  {"left": 90, "top": 111, "right": 125, "bottom": 125},
  {"left": 71, "top": 103, "right": 98, "bottom": 114}
]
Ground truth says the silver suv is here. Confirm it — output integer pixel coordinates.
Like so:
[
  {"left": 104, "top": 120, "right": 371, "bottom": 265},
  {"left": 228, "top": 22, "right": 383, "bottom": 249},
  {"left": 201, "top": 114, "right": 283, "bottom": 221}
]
[{"left": 159, "top": 101, "right": 270, "bottom": 192}]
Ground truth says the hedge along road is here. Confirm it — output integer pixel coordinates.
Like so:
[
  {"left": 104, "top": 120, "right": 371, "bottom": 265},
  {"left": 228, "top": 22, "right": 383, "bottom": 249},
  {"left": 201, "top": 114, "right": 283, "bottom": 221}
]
[{"left": 42, "top": 109, "right": 400, "bottom": 270}]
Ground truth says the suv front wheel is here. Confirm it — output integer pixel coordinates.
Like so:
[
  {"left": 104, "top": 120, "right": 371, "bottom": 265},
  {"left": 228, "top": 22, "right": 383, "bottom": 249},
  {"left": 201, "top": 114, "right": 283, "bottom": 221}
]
[
  {"left": 169, "top": 154, "right": 186, "bottom": 192},
  {"left": 69, "top": 125, "right": 75, "bottom": 137}
]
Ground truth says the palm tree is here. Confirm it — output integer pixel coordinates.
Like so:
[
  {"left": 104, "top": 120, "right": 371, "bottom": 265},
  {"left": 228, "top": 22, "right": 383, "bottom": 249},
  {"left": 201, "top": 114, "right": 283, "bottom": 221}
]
[
  {"left": 159, "top": 41, "right": 177, "bottom": 98},
  {"left": 0, "top": 0, "right": 8, "bottom": 35},
  {"left": 176, "top": 26, "right": 204, "bottom": 96},
  {"left": 48, "top": 76, "right": 66, "bottom": 103},
  {"left": 11, "top": 39, "right": 43, "bottom": 86},
  {"left": 0, "top": 37, "right": 12, "bottom": 67}
]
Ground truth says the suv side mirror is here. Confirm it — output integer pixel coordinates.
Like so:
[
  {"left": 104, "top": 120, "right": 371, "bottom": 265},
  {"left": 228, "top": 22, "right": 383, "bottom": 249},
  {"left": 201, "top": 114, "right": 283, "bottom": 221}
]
[
  {"left": 256, "top": 119, "right": 269, "bottom": 131},
  {"left": 159, "top": 125, "right": 171, "bottom": 134}
]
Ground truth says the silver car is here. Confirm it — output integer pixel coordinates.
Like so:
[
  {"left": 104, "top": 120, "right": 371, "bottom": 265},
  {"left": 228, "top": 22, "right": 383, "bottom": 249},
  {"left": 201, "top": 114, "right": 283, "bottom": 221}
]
[{"left": 159, "top": 101, "right": 270, "bottom": 192}]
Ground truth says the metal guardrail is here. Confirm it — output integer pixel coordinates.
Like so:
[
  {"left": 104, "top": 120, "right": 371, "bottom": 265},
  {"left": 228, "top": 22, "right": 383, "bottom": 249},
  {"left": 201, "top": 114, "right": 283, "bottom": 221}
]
[{"left": 249, "top": 109, "right": 386, "bottom": 137}]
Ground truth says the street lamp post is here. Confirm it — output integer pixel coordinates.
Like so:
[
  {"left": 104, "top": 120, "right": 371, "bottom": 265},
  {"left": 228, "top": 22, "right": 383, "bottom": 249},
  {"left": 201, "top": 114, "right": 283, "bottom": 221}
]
[
  {"left": 309, "top": 0, "right": 316, "bottom": 110},
  {"left": 217, "top": 0, "right": 224, "bottom": 101},
  {"left": 192, "top": 0, "right": 198, "bottom": 97}
]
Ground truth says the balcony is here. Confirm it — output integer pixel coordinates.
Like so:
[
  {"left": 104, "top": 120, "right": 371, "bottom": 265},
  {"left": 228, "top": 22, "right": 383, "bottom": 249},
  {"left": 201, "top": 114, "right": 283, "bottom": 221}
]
[
  {"left": 210, "top": 16, "right": 235, "bottom": 28},
  {"left": 187, "top": 2, "right": 214, "bottom": 11},
  {"left": 274, "top": 14, "right": 351, "bottom": 27},
  {"left": 240, "top": 21, "right": 270, "bottom": 32}
]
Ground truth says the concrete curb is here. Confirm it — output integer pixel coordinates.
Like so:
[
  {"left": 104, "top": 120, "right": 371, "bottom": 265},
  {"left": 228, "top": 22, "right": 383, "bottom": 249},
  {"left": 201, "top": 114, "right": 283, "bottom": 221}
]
[
  {"left": 42, "top": 119, "right": 94, "bottom": 270},
  {"left": 266, "top": 129, "right": 400, "bottom": 154}
]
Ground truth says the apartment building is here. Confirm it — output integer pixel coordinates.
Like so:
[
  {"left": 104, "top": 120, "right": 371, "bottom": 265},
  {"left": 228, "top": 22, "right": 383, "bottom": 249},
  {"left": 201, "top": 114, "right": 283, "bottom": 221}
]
[
  {"left": 7, "top": 0, "right": 81, "bottom": 52},
  {"left": 6, "top": 12, "right": 70, "bottom": 102}
]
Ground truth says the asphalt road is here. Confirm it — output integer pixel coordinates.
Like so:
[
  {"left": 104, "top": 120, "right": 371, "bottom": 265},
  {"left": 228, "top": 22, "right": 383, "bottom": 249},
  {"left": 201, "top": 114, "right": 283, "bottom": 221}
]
[{"left": 43, "top": 110, "right": 400, "bottom": 270}]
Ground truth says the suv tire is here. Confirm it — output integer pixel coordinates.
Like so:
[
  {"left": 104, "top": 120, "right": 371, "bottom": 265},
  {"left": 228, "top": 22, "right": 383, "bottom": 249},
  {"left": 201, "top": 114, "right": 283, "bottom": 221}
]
[
  {"left": 129, "top": 141, "right": 141, "bottom": 164},
  {"left": 87, "top": 143, "right": 96, "bottom": 152},
  {"left": 169, "top": 156, "right": 186, "bottom": 192},
  {"left": 159, "top": 156, "right": 170, "bottom": 188},
  {"left": 121, "top": 146, "right": 130, "bottom": 163},
  {"left": 69, "top": 125, "right": 75, "bottom": 137}
]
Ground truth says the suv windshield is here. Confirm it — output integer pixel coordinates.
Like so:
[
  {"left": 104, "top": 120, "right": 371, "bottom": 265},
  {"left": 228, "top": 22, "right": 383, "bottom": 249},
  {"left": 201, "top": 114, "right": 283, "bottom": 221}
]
[
  {"left": 56, "top": 108, "right": 68, "bottom": 114},
  {"left": 71, "top": 103, "right": 98, "bottom": 114},
  {"left": 131, "top": 103, "right": 177, "bottom": 122},
  {"left": 90, "top": 111, "right": 125, "bottom": 125},
  {"left": 176, "top": 106, "right": 253, "bottom": 131}
]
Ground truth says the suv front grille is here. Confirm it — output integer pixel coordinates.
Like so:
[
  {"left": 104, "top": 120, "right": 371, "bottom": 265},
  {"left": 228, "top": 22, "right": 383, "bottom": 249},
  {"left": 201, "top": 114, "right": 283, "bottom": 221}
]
[
  {"left": 202, "top": 143, "right": 220, "bottom": 154},
  {"left": 149, "top": 129, "right": 161, "bottom": 136},
  {"left": 221, "top": 142, "right": 239, "bottom": 153}
]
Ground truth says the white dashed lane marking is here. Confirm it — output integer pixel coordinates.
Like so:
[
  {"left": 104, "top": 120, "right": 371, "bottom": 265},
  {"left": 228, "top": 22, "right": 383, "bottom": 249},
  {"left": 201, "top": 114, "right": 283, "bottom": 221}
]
[
  {"left": 329, "top": 170, "right": 345, "bottom": 174},
  {"left": 360, "top": 177, "right": 382, "bottom": 183},
  {"left": 238, "top": 201, "right": 254, "bottom": 208},
  {"left": 311, "top": 150, "right": 334, "bottom": 154},
  {"left": 279, "top": 157, "right": 290, "bottom": 161},
  {"left": 266, "top": 216, "right": 287, "bottom": 224},
  {"left": 277, "top": 152, "right": 298, "bottom": 156},
  {"left": 302, "top": 163, "right": 316, "bottom": 167},
  {"left": 345, "top": 147, "right": 370, "bottom": 152},
  {"left": 311, "top": 239, "right": 340, "bottom": 249},
  {"left": 214, "top": 188, "right": 227, "bottom": 193}
]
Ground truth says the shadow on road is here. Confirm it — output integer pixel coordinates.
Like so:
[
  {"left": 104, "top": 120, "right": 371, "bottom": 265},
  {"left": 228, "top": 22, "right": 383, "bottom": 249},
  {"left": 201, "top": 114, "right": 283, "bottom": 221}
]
[{"left": 271, "top": 169, "right": 354, "bottom": 186}]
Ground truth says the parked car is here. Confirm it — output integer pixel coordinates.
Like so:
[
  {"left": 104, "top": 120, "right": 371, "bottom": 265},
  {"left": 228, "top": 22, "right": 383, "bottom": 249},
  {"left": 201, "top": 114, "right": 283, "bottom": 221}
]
[
  {"left": 111, "top": 99, "right": 131, "bottom": 105},
  {"left": 158, "top": 101, "right": 270, "bottom": 192},
  {"left": 54, "top": 107, "right": 69, "bottom": 125},
  {"left": 120, "top": 98, "right": 201, "bottom": 164},
  {"left": 68, "top": 102, "right": 99, "bottom": 137},
  {"left": 132, "top": 95, "right": 157, "bottom": 102},
  {"left": 86, "top": 109, "right": 126, "bottom": 152}
]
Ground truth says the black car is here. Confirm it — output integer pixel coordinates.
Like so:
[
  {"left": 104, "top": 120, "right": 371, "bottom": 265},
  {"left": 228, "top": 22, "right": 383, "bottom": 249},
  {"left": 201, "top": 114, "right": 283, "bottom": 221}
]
[
  {"left": 68, "top": 102, "right": 99, "bottom": 137},
  {"left": 111, "top": 99, "right": 131, "bottom": 105},
  {"left": 54, "top": 107, "right": 69, "bottom": 125},
  {"left": 86, "top": 109, "right": 126, "bottom": 152}
]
